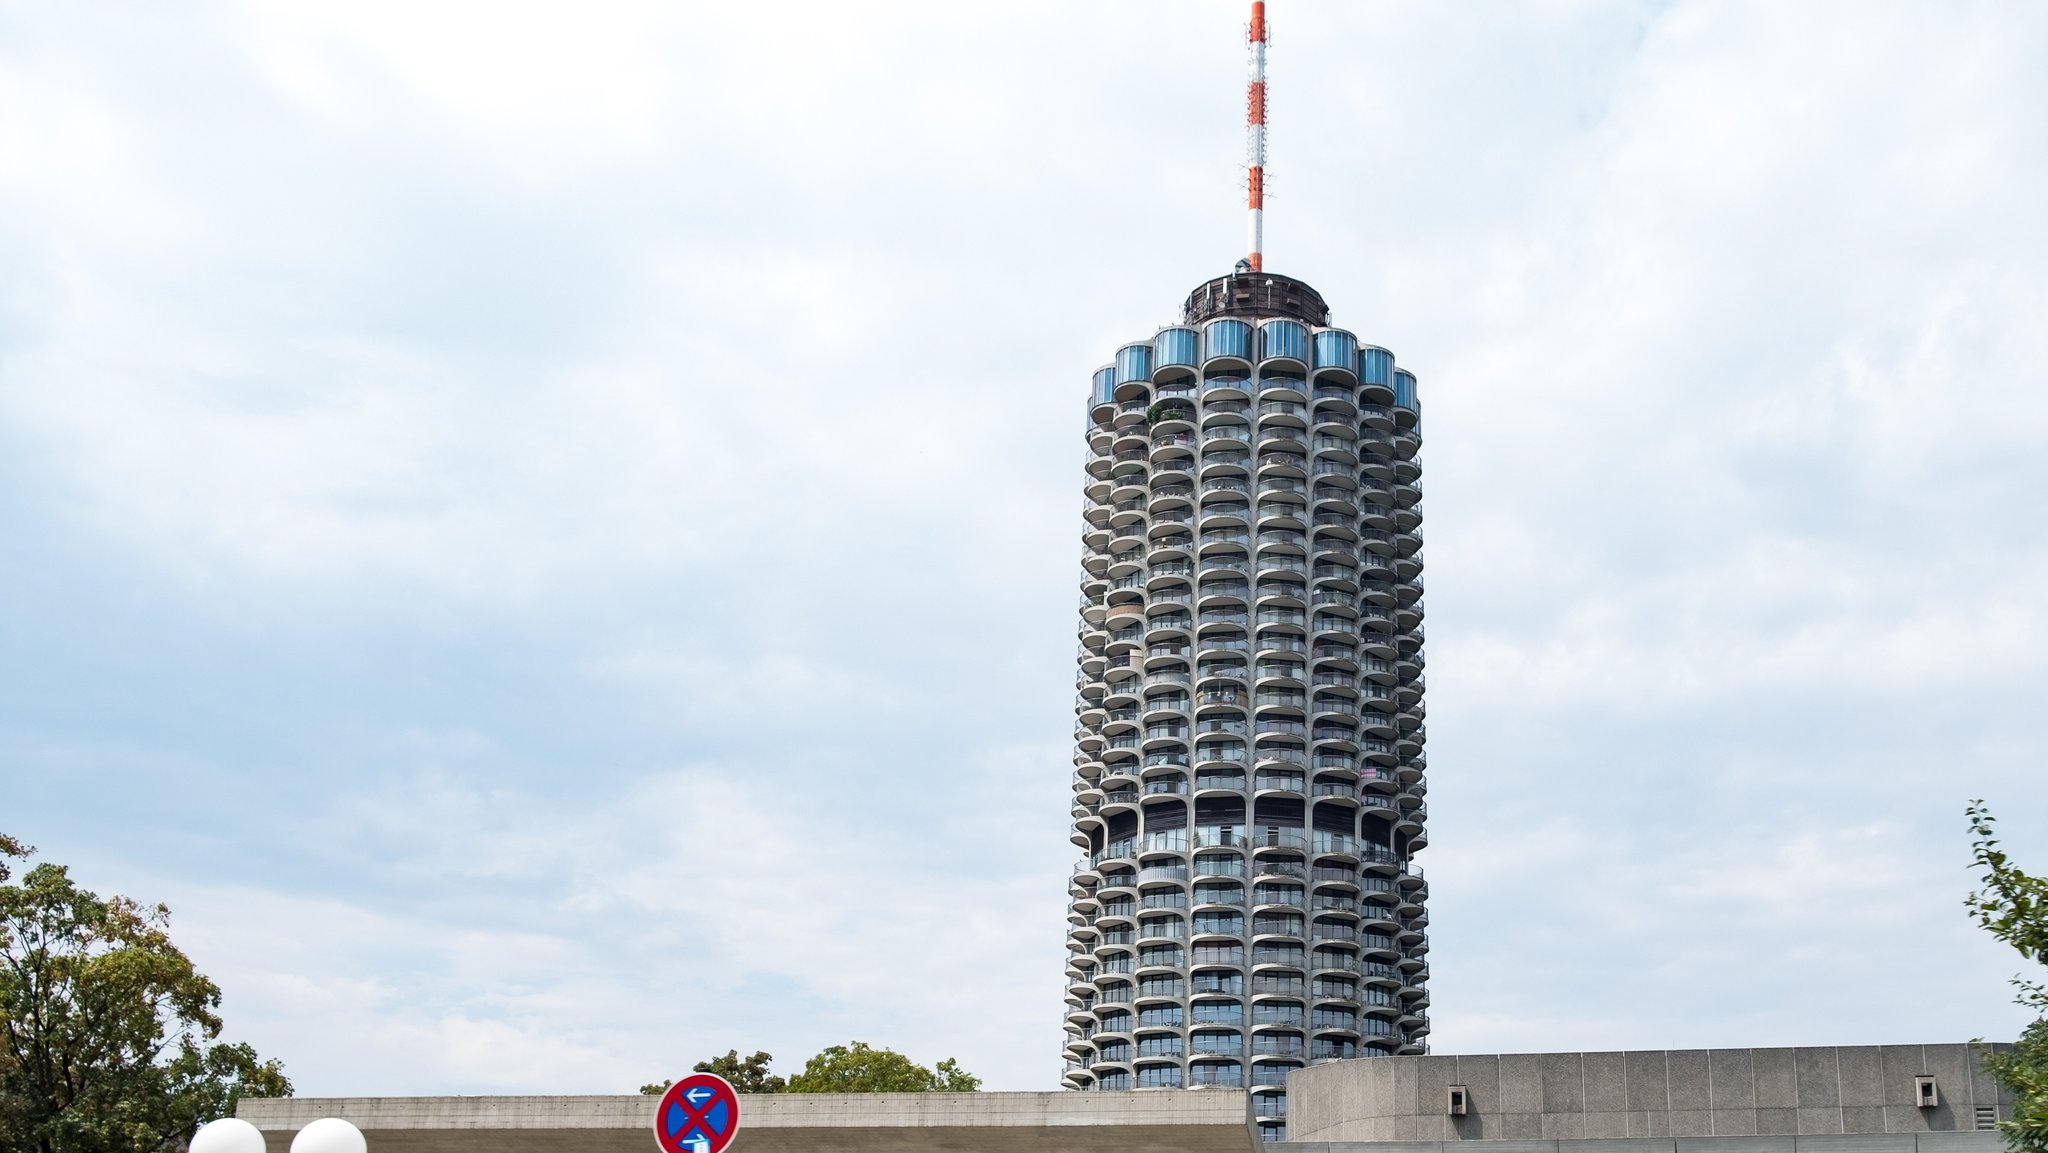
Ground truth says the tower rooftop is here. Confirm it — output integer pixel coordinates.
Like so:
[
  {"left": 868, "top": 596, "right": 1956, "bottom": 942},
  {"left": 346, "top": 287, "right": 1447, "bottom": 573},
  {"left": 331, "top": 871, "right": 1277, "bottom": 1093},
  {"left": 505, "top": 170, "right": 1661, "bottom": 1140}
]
[{"left": 1181, "top": 271, "right": 1330, "bottom": 327}]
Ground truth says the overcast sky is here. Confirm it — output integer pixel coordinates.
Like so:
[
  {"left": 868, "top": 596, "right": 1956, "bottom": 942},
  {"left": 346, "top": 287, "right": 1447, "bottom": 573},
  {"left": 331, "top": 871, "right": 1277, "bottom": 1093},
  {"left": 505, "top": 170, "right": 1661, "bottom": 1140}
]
[{"left": 3, "top": 0, "right": 2047, "bottom": 1096}]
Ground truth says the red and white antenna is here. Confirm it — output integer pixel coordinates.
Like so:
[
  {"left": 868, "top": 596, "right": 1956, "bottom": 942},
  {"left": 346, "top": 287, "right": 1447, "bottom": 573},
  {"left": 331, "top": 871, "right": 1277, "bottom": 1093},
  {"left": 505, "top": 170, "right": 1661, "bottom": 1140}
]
[{"left": 1244, "top": 1, "right": 1269, "bottom": 273}]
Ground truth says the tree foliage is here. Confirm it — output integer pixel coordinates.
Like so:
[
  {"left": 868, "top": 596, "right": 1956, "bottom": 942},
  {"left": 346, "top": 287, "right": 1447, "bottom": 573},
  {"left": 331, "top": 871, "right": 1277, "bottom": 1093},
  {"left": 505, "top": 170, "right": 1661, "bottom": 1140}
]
[
  {"left": 0, "top": 834, "right": 289, "bottom": 1153},
  {"left": 645, "top": 1042, "right": 979, "bottom": 1096},
  {"left": 786, "top": 1042, "right": 980, "bottom": 1093},
  {"left": 640, "top": 1049, "right": 787, "bottom": 1095},
  {"left": 695, "top": 1050, "right": 786, "bottom": 1093},
  {"left": 1967, "top": 802, "right": 2048, "bottom": 1153}
]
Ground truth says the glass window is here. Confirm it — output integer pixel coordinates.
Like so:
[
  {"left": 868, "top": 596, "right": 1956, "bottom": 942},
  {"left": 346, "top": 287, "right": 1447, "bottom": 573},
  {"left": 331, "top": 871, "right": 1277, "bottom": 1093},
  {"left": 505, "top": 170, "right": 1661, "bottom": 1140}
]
[
  {"left": 1137, "top": 1034, "right": 1183, "bottom": 1057},
  {"left": 1117, "top": 343, "right": 1154, "bottom": 385},
  {"left": 1155, "top": 327, "right": 1200, "bottom": 368},
  {"left": 1093, "top": 367, "right": 1117, "bottom": 406},
  {"left": 1258, "top": 321, "right": 1309, "bottom": 364},
  {"left": 1137, "top": 1064, "right": 1184, "bottom": 1088},
  {"left": 1358, "top": 347, "right": 1394, "bottom": 387},
  {"left": 1312, "top": 329, "right": 1358, "bottom": 374},
  {"left": 1138, "top": 974, "right": 1183, "bottom": 997},
  {"left": 1138, "top": 1004, "right": 1184, "bottom": 1028}
]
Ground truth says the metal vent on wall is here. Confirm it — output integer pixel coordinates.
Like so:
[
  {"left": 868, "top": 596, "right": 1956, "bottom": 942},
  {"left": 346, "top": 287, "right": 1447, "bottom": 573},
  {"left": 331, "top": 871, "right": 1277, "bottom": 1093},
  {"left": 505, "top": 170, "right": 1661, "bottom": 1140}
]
[{"left": 1976, "top": 1105, "right": 1999, "bottom": 1131}]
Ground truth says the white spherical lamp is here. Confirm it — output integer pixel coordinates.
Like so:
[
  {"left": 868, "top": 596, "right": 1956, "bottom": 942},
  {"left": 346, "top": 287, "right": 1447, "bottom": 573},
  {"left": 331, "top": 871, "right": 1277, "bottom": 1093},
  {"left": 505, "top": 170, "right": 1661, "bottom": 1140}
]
[
  {"left": 191, "top": 1118, "right": 267, "bottom": 1153},
  {"left": 290, "top": 1117, "right": 367, "bottom": 1153}
]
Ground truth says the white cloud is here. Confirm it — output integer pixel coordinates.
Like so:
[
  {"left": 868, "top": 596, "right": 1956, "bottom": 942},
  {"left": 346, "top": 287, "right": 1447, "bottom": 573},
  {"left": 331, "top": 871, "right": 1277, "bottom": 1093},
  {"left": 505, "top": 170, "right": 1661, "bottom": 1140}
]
[
  {"left": 2, "top": 0, "right": 2046, "bottom": 1100},
  {"left": 163, "top": 756, "right": 1069, "bottom": 1093}
]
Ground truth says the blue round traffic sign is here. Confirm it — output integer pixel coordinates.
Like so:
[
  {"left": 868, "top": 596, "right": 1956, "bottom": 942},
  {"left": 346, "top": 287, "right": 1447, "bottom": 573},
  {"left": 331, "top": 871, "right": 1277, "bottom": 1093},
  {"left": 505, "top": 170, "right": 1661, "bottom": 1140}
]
[{"left": 653, "top": 1072, "right": 741, "bottom": 1153}]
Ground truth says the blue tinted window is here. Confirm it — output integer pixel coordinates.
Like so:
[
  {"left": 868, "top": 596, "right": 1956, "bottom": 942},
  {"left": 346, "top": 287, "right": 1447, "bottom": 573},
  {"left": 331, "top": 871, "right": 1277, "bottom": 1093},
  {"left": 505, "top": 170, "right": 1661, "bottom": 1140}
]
[
  {"left": 1312, "top": 330, "right": 1357, "bottom": 374},
  {"left": 1393, "top": 370, "right": 1418, "bottom": 412},
  {"left": 1155, "top": 327, "right": 1199, "bottom": 369},
  {"left": 1258, "top": 320, "right": 1309, "bottom": 364},
  {"left": 1117, "top": 343, "right": 1153, "bottom": 385},
  {"left": 1203, "top": 319, "right": 1253, "bottom": 362},
  {"left": 1359, "top": 347, "right": 1394, "bottom": 387}
]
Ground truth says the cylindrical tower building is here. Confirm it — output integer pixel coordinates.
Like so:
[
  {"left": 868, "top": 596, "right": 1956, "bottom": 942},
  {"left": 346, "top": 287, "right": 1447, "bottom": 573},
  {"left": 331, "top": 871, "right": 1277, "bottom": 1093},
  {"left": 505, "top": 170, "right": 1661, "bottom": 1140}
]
[{"left": 1061, "top": 272, "right": 1430, "bottom": 1140}]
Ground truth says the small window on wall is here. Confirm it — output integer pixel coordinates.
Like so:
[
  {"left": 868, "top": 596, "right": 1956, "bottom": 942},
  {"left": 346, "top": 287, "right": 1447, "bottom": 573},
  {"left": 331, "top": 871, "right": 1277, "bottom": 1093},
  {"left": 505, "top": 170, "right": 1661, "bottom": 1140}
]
[{"left": 1258, "top": 1122, "right": 1287, "bottom": 1142}]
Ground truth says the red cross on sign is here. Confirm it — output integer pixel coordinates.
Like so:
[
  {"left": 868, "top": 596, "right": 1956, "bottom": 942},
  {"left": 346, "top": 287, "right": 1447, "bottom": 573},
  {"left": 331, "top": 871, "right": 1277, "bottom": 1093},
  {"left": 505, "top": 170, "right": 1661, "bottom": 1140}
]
[{"left": 652, "top": 1072, "right": 741, "bottom": 1153}]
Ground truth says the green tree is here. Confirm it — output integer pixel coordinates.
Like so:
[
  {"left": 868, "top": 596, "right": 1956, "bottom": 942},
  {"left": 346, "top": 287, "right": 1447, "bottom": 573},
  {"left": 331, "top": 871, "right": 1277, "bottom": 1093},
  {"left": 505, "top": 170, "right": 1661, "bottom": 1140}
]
[
  {"left": 697, "top": 1050, "right": 786, "bottom": 1093},
  {"left": 639, "top": 1049, "right": 787, "bottom": 1095},
  {"left": 932, "top": 1058, "right": 980, "bottom": 1092},
  {"left": 0, "top": 834, "right": 290, "bottom": 1153},
  {"left": 785, "top": 1042, "right": 980, "bottom": 1093},
  {"left": 1967, "top": 802, "right": 2048, "bottom": 1153}
]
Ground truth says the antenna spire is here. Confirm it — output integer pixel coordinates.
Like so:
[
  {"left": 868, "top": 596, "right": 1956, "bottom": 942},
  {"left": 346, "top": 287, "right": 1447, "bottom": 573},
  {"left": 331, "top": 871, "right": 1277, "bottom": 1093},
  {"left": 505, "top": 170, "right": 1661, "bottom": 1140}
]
[{"left": 1244, "top": 1, "right": 1268, "bottom": 273}]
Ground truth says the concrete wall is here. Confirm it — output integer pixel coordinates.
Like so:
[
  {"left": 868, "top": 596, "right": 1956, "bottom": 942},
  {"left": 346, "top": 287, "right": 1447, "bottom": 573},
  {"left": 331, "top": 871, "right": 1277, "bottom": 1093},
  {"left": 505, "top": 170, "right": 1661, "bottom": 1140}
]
[
  {"left": 1285, "top": 1046, "right": 2015, "bottom": 1144},
  {"left": 237, "top": 1089, "right": 1261, "bottom": 1153},
  {"left": 1280, "top": 1134, "right": 2005, "bottom": 1153}
]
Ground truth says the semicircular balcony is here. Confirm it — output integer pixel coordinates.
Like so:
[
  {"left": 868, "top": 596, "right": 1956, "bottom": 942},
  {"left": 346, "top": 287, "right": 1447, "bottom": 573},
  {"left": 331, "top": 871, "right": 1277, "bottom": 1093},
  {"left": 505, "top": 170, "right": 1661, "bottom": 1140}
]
[
  {"left": 1311, "top": 403, "right": 1357, "bottom": 437},
  {"left": 1148, "top": 457, "right": 1196, "bottom": 489},
  {"left": 1255, "top": 372, "right": 1307, "bottom": 402},
  {"left": 1253, "top": 453, "right": 1309, "bottom": 486},
  {"left": 1256, "top": 401, "right": 1308, "bottom": 430},
  {"left": 1311, "top": 421, "right": 1357, "bottom": 450},
  {"left": 1200, "top": 370, "right": 1251, "bottom": 400}
]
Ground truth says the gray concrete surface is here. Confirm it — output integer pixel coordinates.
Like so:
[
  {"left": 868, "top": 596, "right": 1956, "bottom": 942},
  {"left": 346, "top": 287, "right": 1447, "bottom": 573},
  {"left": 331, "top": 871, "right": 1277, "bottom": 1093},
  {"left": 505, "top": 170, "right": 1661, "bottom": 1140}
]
[
  {"left": 237, "top": 1088, "right": 1261, "bottom": 1152},
  {"left": 1285, "top": 1047, "right": 2015, "bottom": 1144},
  {"left": 1279, "top": 1135, "right": 2005, "bottom": 1153}
]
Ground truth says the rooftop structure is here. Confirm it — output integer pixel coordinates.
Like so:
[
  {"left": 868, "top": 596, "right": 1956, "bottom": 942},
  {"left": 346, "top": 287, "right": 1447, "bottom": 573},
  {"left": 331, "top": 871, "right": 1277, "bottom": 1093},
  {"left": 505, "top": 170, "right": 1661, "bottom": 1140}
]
[{"left": 1183, "top": 274, "right": 1332, "bottom": 328}]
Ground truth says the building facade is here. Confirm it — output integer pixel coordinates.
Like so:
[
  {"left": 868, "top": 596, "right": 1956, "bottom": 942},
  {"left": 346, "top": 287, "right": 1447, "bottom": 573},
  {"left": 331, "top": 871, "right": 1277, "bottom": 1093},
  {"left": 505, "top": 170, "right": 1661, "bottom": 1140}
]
[
  {"left": 240, "top": 1045, "right": 2017, "bottom": 1152},
  {"left": 1062, "top": 272, "right": 1433, "bottom": 1139}
]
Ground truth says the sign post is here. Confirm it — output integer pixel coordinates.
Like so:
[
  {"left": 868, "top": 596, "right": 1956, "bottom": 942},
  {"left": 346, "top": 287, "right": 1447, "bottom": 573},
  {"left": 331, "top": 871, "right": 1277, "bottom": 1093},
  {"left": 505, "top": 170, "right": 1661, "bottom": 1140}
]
[{"left": 651, "top": 1072, "right": 741, "bottom": 1153}]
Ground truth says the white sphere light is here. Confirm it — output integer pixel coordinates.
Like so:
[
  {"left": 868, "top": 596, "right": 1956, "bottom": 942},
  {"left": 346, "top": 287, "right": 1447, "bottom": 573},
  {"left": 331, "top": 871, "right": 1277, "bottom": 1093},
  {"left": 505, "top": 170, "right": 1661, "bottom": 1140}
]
[
  {"left": 290, "top": 1117, "right": 367, "bottom": 1153},
  {"left": 190, "top": 1118, "right": 267, "bottom": 1153}
]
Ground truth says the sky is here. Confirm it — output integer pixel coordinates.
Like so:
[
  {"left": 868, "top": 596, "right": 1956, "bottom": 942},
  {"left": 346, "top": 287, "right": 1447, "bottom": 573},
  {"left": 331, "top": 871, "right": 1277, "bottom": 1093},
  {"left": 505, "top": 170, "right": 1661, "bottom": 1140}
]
[{"left": 2, "top": 0, "right": 2047, "bottom": 1097}]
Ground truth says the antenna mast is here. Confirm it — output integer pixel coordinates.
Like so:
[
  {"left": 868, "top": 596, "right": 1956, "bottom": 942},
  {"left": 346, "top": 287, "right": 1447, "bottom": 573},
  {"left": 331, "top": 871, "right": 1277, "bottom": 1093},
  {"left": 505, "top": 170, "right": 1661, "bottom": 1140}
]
[{"left": 1244, "top": 1, "right": 1268, "bottom": 273}]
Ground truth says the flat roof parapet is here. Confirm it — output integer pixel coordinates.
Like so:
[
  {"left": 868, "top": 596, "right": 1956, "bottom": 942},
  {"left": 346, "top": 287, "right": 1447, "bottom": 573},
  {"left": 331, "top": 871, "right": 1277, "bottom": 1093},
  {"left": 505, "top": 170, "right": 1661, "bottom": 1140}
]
[
  {"left": 238, "top": 1089, "right": 1261, "bottom": 1152},
  {"left": 1285, "top": 1044, "right": 2016, "bottom": 1145}
]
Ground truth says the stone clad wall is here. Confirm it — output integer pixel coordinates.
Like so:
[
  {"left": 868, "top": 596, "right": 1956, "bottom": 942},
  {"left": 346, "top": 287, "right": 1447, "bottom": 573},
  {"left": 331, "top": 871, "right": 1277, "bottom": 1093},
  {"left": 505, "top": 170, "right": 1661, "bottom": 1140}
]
[{"left": 1285, "top": 1046, "right": 2016, "bottom": 1143}]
